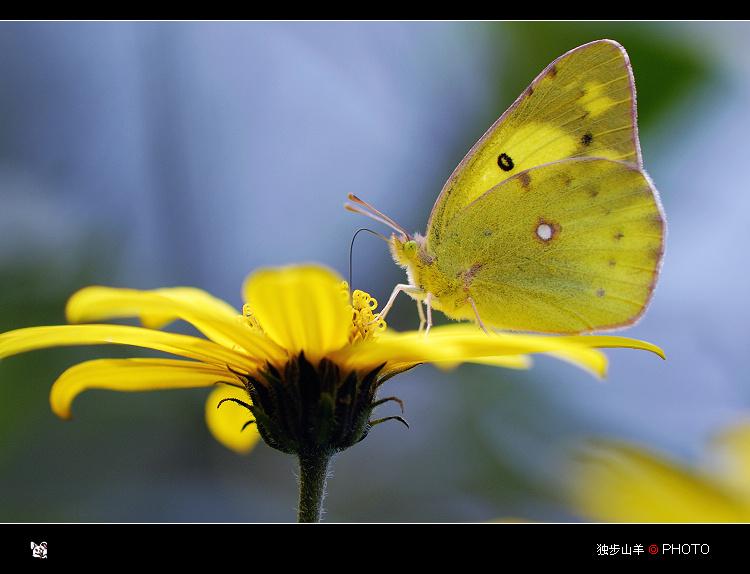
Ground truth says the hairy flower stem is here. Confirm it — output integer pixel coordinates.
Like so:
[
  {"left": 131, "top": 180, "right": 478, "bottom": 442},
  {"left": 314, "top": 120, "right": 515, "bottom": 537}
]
[{"left": 297, "top": 453, "right": 333, "bottom": 523}]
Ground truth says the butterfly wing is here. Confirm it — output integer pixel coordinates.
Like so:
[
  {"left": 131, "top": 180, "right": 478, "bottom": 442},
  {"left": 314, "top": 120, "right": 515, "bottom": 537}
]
[
  {"left": 427, "top": 39, "right": 642, "bottom": 244},
  {"left": 431, "top": 157, "right": 664, "bottom": 333}
]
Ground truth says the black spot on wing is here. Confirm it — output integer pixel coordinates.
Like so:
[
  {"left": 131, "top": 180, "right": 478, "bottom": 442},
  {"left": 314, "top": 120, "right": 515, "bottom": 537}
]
[{"left": 497, "top": 153, "right": 514, "bottom": 172}]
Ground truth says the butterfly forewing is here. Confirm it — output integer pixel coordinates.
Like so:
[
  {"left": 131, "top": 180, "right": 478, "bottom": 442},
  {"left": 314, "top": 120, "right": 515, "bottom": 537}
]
[{"left": 428, "top": 39, "right": 641, "bottom": 243}]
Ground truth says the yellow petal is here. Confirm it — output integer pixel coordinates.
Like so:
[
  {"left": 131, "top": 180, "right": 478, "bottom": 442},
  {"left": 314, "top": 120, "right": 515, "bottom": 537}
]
[
  {"left": 205, "top": 385, "right": 261, "bottom": 454},
  {"left": 543, "top": 349, "right": 607, "bottom": 379},
  {"left": 354, "top": 327, "right": 664, "bottom": 378},
  {"left": 65, "top": 286, "right": 281, "bottom": 360},
  {"left": 150, "top": 287, "right": 241, "bottom": 328},
  {"left": 567, "top": 335, "right": 666, "bottom": 360},
  {"left": 573, "top": 440, "right": 750, "bottom": 522},
  {"left": 338, "top": 331, "right": 613, "bottom": 376},
  {"left": 49, "top": 358, "right": 238, "bottom": 419},
  {"left": 0, "top": 324, "right": 258, "bottom": 371},
  {"left": 434, "top": 354, "right": 533, "bottom": 371},
  {"left": 707, "top": 421, "right": 750, "bottom": 501},
  {"left": 67, "top": 285, "right": 239, "bottom": 327},
  {"left": 245, "top": 265, "right": 350, "bottom": 361}
]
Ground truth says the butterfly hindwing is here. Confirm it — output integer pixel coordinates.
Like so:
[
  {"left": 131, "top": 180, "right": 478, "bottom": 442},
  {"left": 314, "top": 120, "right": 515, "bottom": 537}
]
[{"left": 429, "top": 158, "right": 664, "bottom": 333}]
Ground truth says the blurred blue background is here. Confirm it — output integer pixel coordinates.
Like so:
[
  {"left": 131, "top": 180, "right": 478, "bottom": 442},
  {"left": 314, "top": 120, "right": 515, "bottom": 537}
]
[{"left": 0, "top": 21, "right": 747, "bottom": 522}]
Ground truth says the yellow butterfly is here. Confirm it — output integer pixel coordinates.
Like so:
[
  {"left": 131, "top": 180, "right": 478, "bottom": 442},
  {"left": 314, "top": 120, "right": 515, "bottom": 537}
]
[{"left": 347, "top": 39, "right": 665, "bottom": 335}]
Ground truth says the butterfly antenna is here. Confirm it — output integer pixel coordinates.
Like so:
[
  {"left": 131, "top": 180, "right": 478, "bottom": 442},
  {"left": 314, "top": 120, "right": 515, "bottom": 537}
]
[{"left": 345, "top": 193, "right": 410, "bottom": 238}]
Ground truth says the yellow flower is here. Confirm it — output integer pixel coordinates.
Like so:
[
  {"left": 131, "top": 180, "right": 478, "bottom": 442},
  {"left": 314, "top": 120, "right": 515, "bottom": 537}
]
[
  {"left": 570, "top": 420, "right": 750, "bottom": 522},
  {"left": 0, "top": 263, "right": 664, "bottom": 458}
]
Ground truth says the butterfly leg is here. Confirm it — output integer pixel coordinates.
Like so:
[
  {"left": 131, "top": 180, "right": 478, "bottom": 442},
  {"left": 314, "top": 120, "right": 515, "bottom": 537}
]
[
  {"left": 370, "top": 283, "right": 425, "bottom": 326},
  {"left": 423, "top": 292, "right": 435, "bottom": 336},
  {"left": 416, "top": 298, "right": 426, "bottom": 336},
  {"left": 467, "top": 297, "right": 489, "bottom": 335}
]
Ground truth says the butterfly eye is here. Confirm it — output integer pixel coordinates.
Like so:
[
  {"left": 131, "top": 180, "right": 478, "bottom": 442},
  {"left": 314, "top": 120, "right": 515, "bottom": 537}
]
[
  {"left": 403, "top": 240, "right": 419, "bottom": 259},
  {"left": 497, "top": 153, "right": 514, "bottom": 172}
]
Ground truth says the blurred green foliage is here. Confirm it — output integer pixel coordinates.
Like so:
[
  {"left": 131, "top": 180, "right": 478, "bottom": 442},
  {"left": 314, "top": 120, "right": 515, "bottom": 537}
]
[{"left": 496, "top": 22, "right": 710, "bottom": 132}]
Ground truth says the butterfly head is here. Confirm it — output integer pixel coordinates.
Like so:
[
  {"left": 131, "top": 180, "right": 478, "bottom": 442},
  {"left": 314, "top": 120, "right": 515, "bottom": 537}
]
[{"left": 389, "top": 232, "right": 429, "bottom": 269}]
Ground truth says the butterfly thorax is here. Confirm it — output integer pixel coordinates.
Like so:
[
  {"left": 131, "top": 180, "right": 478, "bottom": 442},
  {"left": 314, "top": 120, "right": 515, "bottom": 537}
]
[{"left": 389, "top": 233, "right": 469, "bottom": 315}]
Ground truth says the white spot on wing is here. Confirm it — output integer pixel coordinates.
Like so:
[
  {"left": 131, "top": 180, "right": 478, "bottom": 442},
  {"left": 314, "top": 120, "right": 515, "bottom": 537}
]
[{"left": 537, "top": 223, "right": 553, "bottom": 241}]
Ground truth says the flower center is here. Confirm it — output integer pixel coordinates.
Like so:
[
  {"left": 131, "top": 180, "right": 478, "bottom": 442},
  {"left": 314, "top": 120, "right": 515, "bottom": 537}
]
[{"left": 344, "top": 282, "right": 385, "bottom": 343}]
